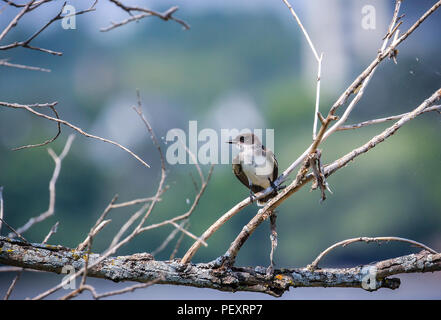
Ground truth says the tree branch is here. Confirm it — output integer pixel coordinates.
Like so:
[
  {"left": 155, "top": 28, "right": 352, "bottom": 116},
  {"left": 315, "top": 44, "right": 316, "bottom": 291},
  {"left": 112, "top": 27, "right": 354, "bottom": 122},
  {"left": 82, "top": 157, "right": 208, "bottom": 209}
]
[
  {"left": 102, "top": 0, "right": 190, "bottom": 32},
  {"left": 0, "top": 236, "right": 440, "bottom": 298},
  {"left": 8, "top": 135, "right": 75, "bottom": 238},
  {"left": 0, "top": 1, "right": 97, "bottom": 55},
  {"left": 336, "top": 105, "right": 441, "bottom": 131},
  {"left": 0, "top": 59, "right": 51, "bottom": 72},
  {"left": 182, "top": 87, "right": 441, "bottom": 265},
  {"left": 308, "top": 236, "right": 439, "bottom": 270},
  {"left": 0, "top": 101, "right": 151, "bottom": 169},
  {"left": 180, "top": 0, "right": 441, "bottom": 264}
]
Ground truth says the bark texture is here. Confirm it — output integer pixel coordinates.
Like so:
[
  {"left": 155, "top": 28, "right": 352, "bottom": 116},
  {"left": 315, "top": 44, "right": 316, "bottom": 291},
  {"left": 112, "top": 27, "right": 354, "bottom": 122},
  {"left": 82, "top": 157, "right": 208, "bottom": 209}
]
[{"left": 1, "top": 236, "right": 440, "bottom": 297}]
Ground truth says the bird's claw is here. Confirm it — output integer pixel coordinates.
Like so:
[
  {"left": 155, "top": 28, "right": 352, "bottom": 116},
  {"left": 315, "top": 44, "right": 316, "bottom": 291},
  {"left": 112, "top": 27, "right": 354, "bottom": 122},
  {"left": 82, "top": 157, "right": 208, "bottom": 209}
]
[
  {"left": 269, "top": 179, "right": 285, "bottom": 193},
  {"left": 249, "top": 191, "right": 256, "bottom": 203}
]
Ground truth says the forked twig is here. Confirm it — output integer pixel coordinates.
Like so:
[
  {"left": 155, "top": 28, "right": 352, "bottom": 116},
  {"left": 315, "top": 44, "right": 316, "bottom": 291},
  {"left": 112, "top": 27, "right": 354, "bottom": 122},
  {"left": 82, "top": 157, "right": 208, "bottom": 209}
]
[
  {"left": 0, "top": 102, "right": 151, "bottom": 169},
  {"left": 102, "top": 0, "right": 189, "bottom": 32},
  {"left": 9, "top": 134, "right": 75, "bottom": 237}
]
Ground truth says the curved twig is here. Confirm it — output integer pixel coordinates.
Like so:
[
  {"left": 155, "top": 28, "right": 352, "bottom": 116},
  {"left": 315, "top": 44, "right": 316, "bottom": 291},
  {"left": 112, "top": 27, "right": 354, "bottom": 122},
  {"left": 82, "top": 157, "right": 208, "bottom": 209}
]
[
  {"left": 308, "top": 236, "right": 439, "bottom": 270},
  {"left": 0, "top": 101, "right": 151, "bottom": 169},
  {"left": 12, "top": 104, "right": 61, "bottom": 151}
]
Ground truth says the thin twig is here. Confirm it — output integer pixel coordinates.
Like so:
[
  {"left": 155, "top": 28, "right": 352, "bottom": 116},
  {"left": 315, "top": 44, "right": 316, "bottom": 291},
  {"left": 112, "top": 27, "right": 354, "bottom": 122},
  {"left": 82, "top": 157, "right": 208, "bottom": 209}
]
[
  {"left": 1, "top": 0, "right": 51, "bottom": 11},
  {"left": 0, "top": 217, "right": 30, "bottom": 244},
  {"left": 170, "top": 222, "right": 189, "bottom": 260},
  {"left": 42, "top": 221, "right": 59, "bottom": 244},
  {"left": 324, "top": 88, "right": 441, "bottom": 176},
  {"left": 111, "top": 196, "right": 159, "bottom": 209},
  {"left": 0, "top": 59, "right": 50, "bottom": 72},
  {"left": 169, "top": 221, "right": 207, "bottom": 247},
  {"left": 107, "top": 204, "right": 147, "bottom": 250},
  {"left": 100, "top": 13, "right": 151, "bottom": 32},
  {"left": 0, "top": 0, "right": 35, "bottom": 42},
  {"left": 281, "top": 0, "right": 320, "bottom": 61},
  {"left": 0, "top": 102, "right": 151, "bottom": 168},
  {"left": 313, "top": 53, "right": 324, "bottom": 140},
  {"left": 82, "top": 277, "right": 162, "bottom": 300},
  {"left": 3, "top": 271, "right": 22, "bottom": 300},
  {"left": 152, "top": 220, "right": 187, "bottom": 257},
  {"left": 181, "top": 194, "right": 252, "bottom": 264},
  {"left": 10, "top": 134, "right": 75, "bottom": 237},
  {"left": 337, "top": 105, "right": 441, "bottom": 131},
  {"left": 77, "top": 220, "right": 111, "bottom": 251},
  {"left": 0, "top": 266, "right": 42, "bottom": 273},
  {"left": 308, "top": 236, "right": 439, "bottom": 270},
  {"left": 274, "top": 0, "right": 440, "bottom": 187},
  {"left": 138, "top": 165, "right": 213, "bottom": 235},
  {"left": 281, "top": 0, "right": 323, "bottom": 141},
  {"left": 103, "top": 0, "right": 189, "bottom": 31},
  {"left": 12, "top": 104, "right": 61, "bottom": 151},
  {"left": 0, "top": 0, "right": 97, "bottom": 55}
]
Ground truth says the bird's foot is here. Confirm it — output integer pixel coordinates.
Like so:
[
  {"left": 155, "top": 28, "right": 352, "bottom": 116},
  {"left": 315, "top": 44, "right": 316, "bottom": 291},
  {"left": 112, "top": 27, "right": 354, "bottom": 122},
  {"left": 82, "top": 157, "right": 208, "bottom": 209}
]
[
  {"left": 269, "top": 179, "right": 285, "bottom": 193},
  {"left": 249, "top": 190, "right": 256, "bottom": 203}
]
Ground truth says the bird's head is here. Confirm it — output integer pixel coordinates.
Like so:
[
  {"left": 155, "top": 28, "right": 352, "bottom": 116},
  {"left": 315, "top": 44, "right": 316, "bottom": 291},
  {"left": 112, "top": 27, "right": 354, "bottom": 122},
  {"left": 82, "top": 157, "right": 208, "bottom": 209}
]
[{"left": 227, "top": 133, "right": 262, "bottom": 149}]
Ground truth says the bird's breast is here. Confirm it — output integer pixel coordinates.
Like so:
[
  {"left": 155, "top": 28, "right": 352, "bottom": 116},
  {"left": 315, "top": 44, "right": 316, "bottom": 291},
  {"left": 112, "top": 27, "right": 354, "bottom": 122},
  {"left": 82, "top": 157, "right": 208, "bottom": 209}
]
[{"left": 241, "top": 153, "right": 273, "bottom": 188}]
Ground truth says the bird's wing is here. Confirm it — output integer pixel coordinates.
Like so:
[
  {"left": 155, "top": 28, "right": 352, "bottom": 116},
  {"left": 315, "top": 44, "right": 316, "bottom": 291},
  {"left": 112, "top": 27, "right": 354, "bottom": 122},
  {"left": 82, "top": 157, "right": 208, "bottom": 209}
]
[
  {"left": 261, "top": 147, "right": 278, "bottom": 183},
  {"left": 232, "top": 154, "right": 250, "bottom": 188},
  {"left": 232, "top": 154, "right": 263, "bottom": 193},
  {"left": 269, "top": 149, "right": 278, "bottom": 182}
]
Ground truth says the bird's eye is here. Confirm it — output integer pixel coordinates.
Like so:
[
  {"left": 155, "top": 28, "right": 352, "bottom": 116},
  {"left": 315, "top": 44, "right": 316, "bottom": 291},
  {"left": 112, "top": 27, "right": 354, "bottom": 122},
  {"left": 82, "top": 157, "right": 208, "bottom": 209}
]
[{"left": 239, "top": 136, "right": 244, "bottom": 143}]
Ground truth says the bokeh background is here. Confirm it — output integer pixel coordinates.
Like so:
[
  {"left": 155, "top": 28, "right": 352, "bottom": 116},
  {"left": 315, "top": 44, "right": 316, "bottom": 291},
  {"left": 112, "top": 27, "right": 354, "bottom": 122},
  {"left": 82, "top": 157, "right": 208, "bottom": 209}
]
[{"left": 0, "top": 0, "right": 440, "bottom": 299}]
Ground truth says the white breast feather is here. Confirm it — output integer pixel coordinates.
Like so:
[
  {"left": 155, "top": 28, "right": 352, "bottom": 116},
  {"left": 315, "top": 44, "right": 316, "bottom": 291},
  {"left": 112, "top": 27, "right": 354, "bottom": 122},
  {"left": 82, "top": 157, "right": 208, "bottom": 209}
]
[{"left": 241, "top": 148, "right": 273, "bottom": 189}]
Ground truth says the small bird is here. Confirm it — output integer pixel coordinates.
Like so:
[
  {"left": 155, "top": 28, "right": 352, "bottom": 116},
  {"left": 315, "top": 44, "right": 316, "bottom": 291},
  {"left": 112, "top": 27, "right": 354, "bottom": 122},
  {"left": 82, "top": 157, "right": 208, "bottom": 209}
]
[{"left": 228, "top": 133, "right": 279, "bottom": 206}]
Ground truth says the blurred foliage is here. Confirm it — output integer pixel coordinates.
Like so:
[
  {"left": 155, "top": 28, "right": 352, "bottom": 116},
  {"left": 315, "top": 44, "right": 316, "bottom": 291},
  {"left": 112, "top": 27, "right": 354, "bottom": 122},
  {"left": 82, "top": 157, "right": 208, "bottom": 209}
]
[{"left": 0, "top": 7, "right": 440, "bottom": 274}]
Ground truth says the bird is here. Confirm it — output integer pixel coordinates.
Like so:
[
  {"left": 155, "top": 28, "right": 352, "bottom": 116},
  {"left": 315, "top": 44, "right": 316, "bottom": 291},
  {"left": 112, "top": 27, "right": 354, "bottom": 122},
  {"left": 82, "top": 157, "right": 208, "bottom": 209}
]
[{"left": 228, "top": 133, "right": 279, "bottom": 206}]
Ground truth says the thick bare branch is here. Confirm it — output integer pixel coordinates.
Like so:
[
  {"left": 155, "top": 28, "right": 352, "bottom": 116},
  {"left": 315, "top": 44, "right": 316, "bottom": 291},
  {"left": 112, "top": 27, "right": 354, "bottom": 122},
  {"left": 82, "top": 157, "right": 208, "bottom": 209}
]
[{"left": 1, "top": 237, "right": 440, "bottom": 297}]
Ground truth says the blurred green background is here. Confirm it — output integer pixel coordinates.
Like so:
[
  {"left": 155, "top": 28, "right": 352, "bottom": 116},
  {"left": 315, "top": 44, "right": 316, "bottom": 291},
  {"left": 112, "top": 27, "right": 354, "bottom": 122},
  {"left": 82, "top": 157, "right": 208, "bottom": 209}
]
[{"left": 0, "top": 0, "right": 440, "bottom": 299}]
